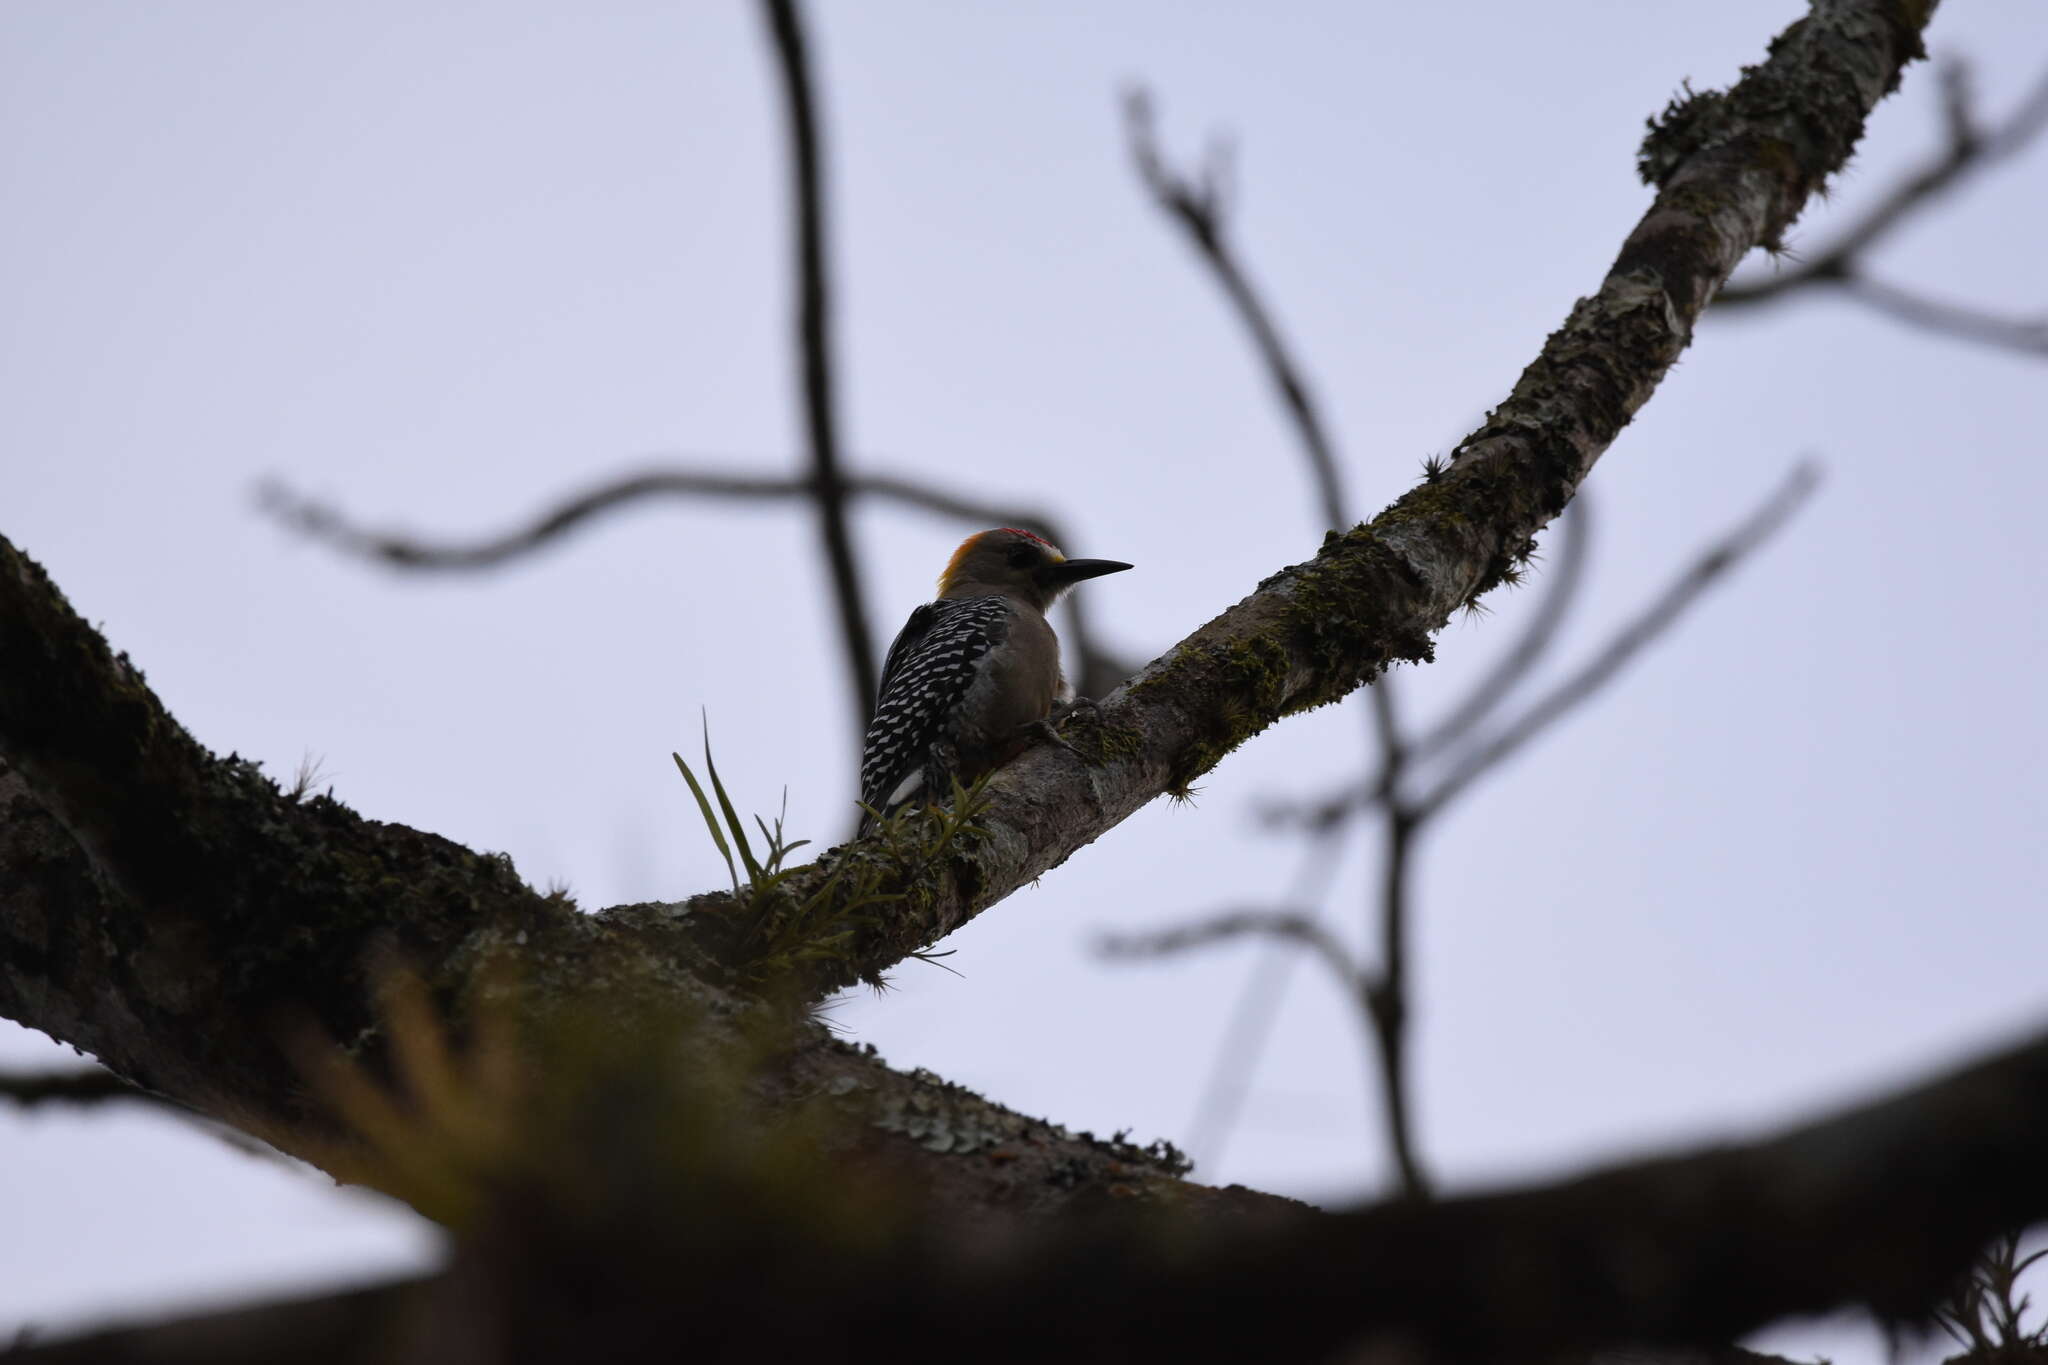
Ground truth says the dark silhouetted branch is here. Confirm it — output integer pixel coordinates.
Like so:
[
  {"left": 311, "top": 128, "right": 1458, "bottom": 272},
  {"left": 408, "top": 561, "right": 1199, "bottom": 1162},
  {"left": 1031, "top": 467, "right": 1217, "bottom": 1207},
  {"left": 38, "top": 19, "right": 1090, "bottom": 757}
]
[
  {"left": 1366, "top": 806, "right": 1425, "bottom": 1198},
  {"left": 1415, "top": 462, "right": 1820, "bottom": 820},
  {"left": 0, "top": 1067, "right": 145, "bottom": 1107},
  {"left": 20, "top": 1016, "right": 2048, "bottom": 1365},
  {"left": 760, "top": 0, "right": 877, "bottom": 726}
]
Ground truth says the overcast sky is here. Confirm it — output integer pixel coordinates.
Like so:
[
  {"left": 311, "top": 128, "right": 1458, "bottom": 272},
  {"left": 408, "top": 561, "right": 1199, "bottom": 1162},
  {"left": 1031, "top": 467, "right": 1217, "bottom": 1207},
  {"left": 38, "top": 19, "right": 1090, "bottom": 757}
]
[{"left": 4, "top": 2, "right": 2045, "bottom": 1358}]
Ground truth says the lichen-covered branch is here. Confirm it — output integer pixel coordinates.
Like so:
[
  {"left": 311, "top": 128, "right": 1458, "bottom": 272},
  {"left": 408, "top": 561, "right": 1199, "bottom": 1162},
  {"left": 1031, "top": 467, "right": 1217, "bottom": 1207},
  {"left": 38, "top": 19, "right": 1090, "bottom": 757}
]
[
  {"left": 0, "top": 534, "right": 1199, "bottom": 1216},
  {"left": 657, "top": 0, "right": 1937, "bottom": 999},
  {"left": 1714, "top": 55, "right": 2048, "bottom": 356},
  {"left": 1, "top": 0, "right": 1936, "bottom": 1178}
]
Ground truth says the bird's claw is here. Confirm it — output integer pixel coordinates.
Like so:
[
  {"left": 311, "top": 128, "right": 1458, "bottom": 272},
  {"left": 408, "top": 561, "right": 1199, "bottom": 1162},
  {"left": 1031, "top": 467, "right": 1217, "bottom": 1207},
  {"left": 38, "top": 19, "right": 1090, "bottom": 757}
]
[{"left": 1026, "top": 696, "right": 1100, "bottom": 758}]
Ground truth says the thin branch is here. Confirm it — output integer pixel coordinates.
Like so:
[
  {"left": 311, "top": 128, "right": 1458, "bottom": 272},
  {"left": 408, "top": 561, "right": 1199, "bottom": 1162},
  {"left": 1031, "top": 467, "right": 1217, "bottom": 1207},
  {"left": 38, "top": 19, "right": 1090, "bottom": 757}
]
[
  {"left": 1840, "top": 272, "right": 2048, "bottom": 355},
  {"left": 1414, "top": 492, "right": 1593, "bottom": 762},
  {"left": 1123, "top": 87, "right": 1349, "bottom": 534},
  {"left": 1414, "top": 462, "right": 1820, "bottom": 820},
  {"left": 1259, "top": 492, "right": 1593, "bottom": 833},
  {"left": 257, "top": 468, "right": 1137, "bottom": 699},
  {"left": 1175, "top": 834, "right": 1347, "bottom": 1172},
  {"left": 1101, "top": 907, "right": 1361, "bottom": 991},
  {"left": 1365, "top": 806, "right": 1427, "bottom": 1199},
  {"left": 1127, "top": 79, "right": 1443, "bottom": 1198},
  {"left": 1718, "top": 58, "right": 2048, "bottom": 304},
  {"left": 760, "top": 0, "right": 878, "bottom": 725}
]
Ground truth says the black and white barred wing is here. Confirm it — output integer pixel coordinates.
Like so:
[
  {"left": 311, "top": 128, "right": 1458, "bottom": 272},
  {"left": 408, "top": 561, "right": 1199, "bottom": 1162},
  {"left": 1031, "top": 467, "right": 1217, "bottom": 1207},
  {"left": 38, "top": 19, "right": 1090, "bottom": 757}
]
[{"left": 859, "top": 595, "right": 1012, "bottom": 819}]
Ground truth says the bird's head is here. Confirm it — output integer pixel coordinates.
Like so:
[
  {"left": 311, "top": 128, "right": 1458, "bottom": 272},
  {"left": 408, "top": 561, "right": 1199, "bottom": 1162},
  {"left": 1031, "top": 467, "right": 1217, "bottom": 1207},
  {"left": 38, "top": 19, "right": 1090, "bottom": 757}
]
[{"left": 937, "top": 528, "right": 1132, "bottom": 612}]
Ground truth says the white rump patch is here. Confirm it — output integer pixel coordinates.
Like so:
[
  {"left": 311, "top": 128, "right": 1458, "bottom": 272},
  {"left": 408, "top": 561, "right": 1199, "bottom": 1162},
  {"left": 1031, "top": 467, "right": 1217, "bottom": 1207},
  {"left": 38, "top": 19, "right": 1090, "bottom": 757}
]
[{"left": 886, "top": 771, "right": 925, "bottom": 808}]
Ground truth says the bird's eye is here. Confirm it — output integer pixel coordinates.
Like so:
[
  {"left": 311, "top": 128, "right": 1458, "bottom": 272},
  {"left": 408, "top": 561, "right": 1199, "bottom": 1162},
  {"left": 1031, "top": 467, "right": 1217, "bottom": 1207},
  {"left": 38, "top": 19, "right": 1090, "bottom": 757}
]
[{"left": 1006, "top": 544, "right": 1038, "bottom": 568}]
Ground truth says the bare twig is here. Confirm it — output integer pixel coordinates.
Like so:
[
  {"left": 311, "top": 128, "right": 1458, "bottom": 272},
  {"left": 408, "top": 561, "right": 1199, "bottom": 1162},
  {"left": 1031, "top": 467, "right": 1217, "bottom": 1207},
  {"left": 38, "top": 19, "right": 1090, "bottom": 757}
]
[
  {"left": 1177, "top": 832, "right": 1347, "bottom": 1170},
  {"left": 1102, "top": 907, "right": 1360, "bottom": 991},
  {"left": 1123, "top": 88, "right": 1349, "bottom": 533},
  {"left": 1185, "top": 463, "right": 1804, "bottom": 1191},
  {"left": 761, "top": 0, "right": 878, "bottom": 726},
  {"left": 1716, "top": 57, "right": 2048, "bottom": 354},
  {"left": 1719, "top": 59, "right": 2048, "bottom": 303},
  {"left": 1414, "top": 462, "right": 1820, "bottom": 820},
  {"left": 1840, "top": 273, "right": 2048, "bottom": 355},
  {"left": 1365, "top": 807, "right": 1426, "bottom": 1198},
  {"left": 1102, "top": 900, "right": 1444, "bottom": 1190},
  {"left": 257, "top": 469, "right": 1136, "bottom": 699}
]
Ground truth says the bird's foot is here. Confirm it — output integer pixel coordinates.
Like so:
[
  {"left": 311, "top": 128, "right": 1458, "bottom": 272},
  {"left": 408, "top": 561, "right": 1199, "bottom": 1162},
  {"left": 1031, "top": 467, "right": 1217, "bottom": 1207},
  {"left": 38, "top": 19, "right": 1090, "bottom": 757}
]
[
  {"left": 1048, "top": 695, "right": 1100, "bottom": 725},
  {"left": 1025, "top": 696, "right": 1100, "bottom": 758}
]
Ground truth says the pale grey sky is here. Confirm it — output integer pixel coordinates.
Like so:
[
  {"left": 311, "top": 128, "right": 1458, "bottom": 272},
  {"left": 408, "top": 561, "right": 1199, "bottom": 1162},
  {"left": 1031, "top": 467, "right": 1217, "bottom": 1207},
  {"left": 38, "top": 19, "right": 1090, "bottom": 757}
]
[{"left": 4, "top": 2, "right": 2044, "bottom": 1358}]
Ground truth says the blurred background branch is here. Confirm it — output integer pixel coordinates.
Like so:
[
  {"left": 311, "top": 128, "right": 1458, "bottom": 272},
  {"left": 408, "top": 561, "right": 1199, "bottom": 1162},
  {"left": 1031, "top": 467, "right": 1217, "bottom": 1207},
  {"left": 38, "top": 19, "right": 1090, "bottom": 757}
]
[
  {"left": 1114, "top": 78, "right": 1828, "bottom": 1204},
  {"left": 760, "top": 0, "right": 878, "bottom": 726},
  {"left": 1123, "top": 83, "right": 1438, "bottom": 1199},
  {"left": 258, "top": 467, "right": 1136, "bottom": 702}
]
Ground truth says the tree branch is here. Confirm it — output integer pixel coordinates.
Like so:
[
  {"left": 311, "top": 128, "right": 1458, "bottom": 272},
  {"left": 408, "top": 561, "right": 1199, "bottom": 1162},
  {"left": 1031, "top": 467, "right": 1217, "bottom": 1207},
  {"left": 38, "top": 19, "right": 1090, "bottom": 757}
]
[
  {"left": 1837, "top": 273, "right": 2048, "bottom": 355},
  {"left": 1410, "top": 492, "right": 1593, "bottom": 765},
  {"left": 0, "top": 0, "right": 1938, "bottom": 1254},
  {"left": 1413, "top": 462, "right": 1818, "bottom": 820},
  {"left": 1715, "top": 56, "right": 2048, "bottom": 354},
  {"left": 1123, "top": 88, "right": 1348, "bottom": 533},
  {"left": 0, "top": 4, "right": 1988, "bottom": 1357},
  {"left": 1366, "top": 805, "right": 1426, "bottom": 1198},
  {"left": 668, "top": 0, "right": 1939, "bottom": 1000},
  {"left": 256, "top": 467, "right": 1138, "bottom": 700},
  {"left": 761, "top": 0, "right": 878, "bottom": 725},
  {"left": 1101, "top": 908, "right": 1361, "bottom": 990},
  {"left": 20, "top": 1016, "right": 2048, "bottom": 1365},
  {"left": 1264, "top": 456, "right": 1796, "bottom": 836},
  {"left": 0, "top": 1066, "right": 148, "bottom": 1107}
]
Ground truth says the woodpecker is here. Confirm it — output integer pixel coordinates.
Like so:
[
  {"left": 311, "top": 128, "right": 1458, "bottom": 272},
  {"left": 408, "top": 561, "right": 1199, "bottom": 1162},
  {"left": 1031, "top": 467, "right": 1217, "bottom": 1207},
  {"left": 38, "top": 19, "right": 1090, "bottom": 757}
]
[{"left": 858, "top": 528, "right": 1132, "bottom": 831}]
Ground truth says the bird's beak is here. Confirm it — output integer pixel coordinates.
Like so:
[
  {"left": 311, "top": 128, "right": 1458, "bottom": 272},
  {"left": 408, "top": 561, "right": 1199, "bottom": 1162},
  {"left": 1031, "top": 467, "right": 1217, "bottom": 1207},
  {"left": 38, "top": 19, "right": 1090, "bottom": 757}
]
[{"left": 1040, "top": 557, "right": 1134, "bottom": 588}]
